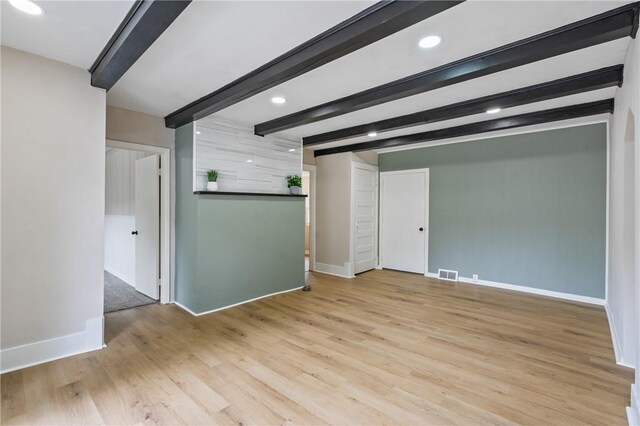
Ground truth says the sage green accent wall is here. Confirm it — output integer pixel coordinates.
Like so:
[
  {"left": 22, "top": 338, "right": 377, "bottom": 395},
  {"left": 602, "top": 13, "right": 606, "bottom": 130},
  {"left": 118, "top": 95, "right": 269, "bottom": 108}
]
[
  {"left": 193, "top": 195, "right": 305, "bottom": 313},
  {"left": 175, "top": 123, "right": 198, "bottom": 309},
  {"left": 175, "top": 124, "right": 305, "bottom": 314},
  {"left": 379, "top": 124, "right": 607, "bottom": 298}
]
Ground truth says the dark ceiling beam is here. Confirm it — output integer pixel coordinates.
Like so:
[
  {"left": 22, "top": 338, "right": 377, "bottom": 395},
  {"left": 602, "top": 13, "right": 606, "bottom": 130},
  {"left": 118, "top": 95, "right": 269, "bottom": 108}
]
[
  {"left": 314, "top": 99, "right": 614, "bottom": 157},
  {"left": 164, "top": 0, "right": 464, "bottom": 129},
  {"left": 303, "top": 65, "right": 623, "bottom": 146},
  {"left": 257, "top": 3, "right": 638, "bottom": 136},
  {"left": 90, "top": 0, "right": 191, "bottom": 90}
]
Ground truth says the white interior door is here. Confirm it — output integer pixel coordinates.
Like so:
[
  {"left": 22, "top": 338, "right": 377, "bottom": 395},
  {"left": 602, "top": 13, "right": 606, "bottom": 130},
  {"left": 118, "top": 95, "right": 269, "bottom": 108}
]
[
  {"left": 381, "top": 170, "right": 428, "bottom": 274},
  {"left": 353, "top": 163, "right": 378, "bottom": 274},
  {"left": 134, "top": 155, "right": 160, "bottom": 300}
]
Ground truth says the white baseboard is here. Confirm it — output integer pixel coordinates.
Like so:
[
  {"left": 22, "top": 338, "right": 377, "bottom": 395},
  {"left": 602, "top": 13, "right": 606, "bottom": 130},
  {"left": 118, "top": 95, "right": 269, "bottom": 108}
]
[
  {"left": 0, "top": 317, "right": 104, "bottom": 374},
  {"left": 314, "top": 262, "right": 354, "bottom": 279},
  {"left": 173, "top": 286, "right": 304, "bottom": 317},
  {"left": 628, "top": 383, "right": 640, "bottom": 426},
  {"left": 424, "top": 272, "right": 605, "bottom": 306},
  {"left": 604, "top": 303, "right": 626, "bottom": 367}
]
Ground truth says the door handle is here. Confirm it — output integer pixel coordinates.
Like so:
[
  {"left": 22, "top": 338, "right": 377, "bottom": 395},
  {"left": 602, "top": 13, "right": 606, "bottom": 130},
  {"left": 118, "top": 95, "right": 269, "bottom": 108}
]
[
  {"left": 131, "top": 231, "right": 138, "bottom": 235},
  {"left": 419, "top": 227, "right": 424, "bottom": 232}
]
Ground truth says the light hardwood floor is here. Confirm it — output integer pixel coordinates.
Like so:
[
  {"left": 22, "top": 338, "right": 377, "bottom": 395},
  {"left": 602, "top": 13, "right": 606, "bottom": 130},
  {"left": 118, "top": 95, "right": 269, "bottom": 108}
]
[{"left": 1, "top": 269, "right": 634, "bottom": 425}]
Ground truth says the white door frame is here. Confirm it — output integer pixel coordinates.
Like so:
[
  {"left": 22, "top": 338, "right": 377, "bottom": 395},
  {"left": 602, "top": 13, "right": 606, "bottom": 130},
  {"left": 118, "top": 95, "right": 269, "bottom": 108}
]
[
  {"left": 350, "top": 161, "right": 379, "bottom": 276},
  {"left": 379, "top": 168, "right": 430, "bottom": 276},
  {"left": 106, "top": 139, "right": 171, "bottom": 304},
  {"left": 303, "top": 164, "right": 316, "bottom": 272}
]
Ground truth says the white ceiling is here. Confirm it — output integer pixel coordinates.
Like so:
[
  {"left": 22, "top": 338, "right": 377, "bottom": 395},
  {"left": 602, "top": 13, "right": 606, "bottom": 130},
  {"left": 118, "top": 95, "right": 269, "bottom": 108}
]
[
  {"left": 215, "top": 1, "right": 629, "bottom": 126},
  {"left": 105, "top": 0, "right": 632, "bottom": 152},
  {"left": 2, "top": 0, "right": 632, "bottom": 152},
  {"left": 0, "top": 0, "right": 134, "bottom": 69},
  {"left": 107, "top": 0, "right": 376, "bottom": 116},
  {"left": 299, "top": 39, "right": 628, "bottom": 149}
]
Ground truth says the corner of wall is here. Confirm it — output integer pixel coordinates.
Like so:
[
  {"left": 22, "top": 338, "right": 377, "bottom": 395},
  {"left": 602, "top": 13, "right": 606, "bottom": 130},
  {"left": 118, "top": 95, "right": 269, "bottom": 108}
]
[
  {"left": 605, "top": 301, "right": 627, "bottom": 367},
  {"left": 303, "top": 148, "right": 316, "bottom": 166},
  {"left": 314, "top": 261, "right": 354, "bottom": 279}
]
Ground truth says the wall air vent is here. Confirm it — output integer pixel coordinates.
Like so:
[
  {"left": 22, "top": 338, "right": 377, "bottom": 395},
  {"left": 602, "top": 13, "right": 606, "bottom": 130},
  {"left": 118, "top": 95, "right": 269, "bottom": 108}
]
[{"left": 438, "top": 269, "right": 459, "bottom": 282}]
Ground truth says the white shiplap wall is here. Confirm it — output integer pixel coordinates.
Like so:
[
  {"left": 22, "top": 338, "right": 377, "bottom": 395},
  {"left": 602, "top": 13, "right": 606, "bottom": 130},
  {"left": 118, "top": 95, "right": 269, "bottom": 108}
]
[
  {"left": 104, "top": 148, "right": 153, "bottom": 284},
  {"left": 195, "top": 117, "right": 301, "bottom": 193},
  {"left": 105, "top": 148, "right": 152, "bottom": 215}
]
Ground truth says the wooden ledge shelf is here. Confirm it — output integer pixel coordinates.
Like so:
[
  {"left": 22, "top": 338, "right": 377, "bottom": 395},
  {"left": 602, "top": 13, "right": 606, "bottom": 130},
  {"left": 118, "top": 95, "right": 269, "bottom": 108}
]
[{"left": 194, "top": 191, "right": 307, "bottom": 198}]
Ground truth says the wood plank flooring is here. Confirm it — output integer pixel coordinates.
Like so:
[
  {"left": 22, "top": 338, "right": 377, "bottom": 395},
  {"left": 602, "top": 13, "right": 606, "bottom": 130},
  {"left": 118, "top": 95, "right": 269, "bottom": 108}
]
[{"left": 1, "top": 269, "right": 634, "bottom": 425}]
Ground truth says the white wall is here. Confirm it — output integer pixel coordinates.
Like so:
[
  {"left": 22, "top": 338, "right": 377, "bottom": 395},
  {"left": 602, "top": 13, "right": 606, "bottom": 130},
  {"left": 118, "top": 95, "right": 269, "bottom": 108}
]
[
  {"left": 607, "top": 35, "right": 640, "bottom": 424},
  {"left": 104, "top": 148, "right": 151, "bottom": 285},
  {"left": 0, "top": 47, "right": 106, "bottom": 372}
]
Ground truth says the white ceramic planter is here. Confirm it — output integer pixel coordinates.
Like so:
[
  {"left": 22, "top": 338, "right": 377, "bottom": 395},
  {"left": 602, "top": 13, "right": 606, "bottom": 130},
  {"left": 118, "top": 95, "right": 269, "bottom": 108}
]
[
  {"left": 207, "top": 181, "right": 219, "bottom": 191},
  {"left": 289, "top": 186, "right": 301, "bottom": 195}
]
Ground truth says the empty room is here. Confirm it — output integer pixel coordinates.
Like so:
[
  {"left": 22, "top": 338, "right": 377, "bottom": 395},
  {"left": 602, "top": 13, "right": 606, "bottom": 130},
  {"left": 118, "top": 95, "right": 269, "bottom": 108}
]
[{"left": 1, "top": 0, "right": 639, "bottom": 425}]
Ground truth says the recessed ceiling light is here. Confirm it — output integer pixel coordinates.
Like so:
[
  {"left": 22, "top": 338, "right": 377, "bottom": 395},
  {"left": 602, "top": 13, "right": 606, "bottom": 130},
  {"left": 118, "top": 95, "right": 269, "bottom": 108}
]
[
  {"left": 367, "top": 132, "right": 378, "bottom": 137},
  {"left": 486, "top": 107, "right": 501, "bottom": 114},
  {"left": 246, "top": 159, "right": 253, "bottom": 163},
  {"left": 9, "top": 0, "right": 43, "bottom": 15},
  {"left": 418, "top": 35, "right": 441, "bottom": 49},
  {"left": 271, "top": 96, "right": 286, "bottom": 104},
  {"left": 288, "top": 148, "right": 295, "bottom": 152},
  {"left": 196, "top": 131, "right": 201, "bottom": 135}
]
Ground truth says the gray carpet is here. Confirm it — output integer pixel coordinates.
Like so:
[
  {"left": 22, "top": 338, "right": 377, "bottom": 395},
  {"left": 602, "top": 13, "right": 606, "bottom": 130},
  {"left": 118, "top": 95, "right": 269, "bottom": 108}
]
[{"left": 104, "top": 271, "right": 156, "bottom": 313}]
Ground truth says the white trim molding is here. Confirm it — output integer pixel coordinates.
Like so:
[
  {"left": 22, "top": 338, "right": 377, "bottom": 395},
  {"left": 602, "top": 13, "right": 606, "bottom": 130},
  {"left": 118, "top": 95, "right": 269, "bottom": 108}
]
[
  {"left": 314, "top": 262, "right": 354, "bottom": 279},
  {"left": 628, "top": 383, "right": 640, "bottom": 426},
  {"left": 424, "top": 272, "right": 605, "bottom": 306},
  {"left": 604, "top": 302, "right": 631, "bottom": 368},
  {"left": 0, "top": 317, "right": 104, "bottom": 374},
  {"left": 604, "top": 303, "right": 636, "bottom": 369},
  {"left": 303, "top": 164, "right": 317, "bottom": 272},
  {"left": 173, "top": 286, "right": 304, "bottom": 317}
]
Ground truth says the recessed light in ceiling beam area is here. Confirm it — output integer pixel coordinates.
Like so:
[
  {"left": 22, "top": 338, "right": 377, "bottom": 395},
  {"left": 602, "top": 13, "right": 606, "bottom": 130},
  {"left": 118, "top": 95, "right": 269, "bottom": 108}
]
[
  {"left": 255, "top": 3, "right": 639, "bottom": 136},
  {"left": 302, "top": 65, "right": 624, "bottom": 146},
  {"left": 419, "top": 36, "right": 441, "bottom": 49},
  {"left": 8, "top": 0, "right": 43, "bottom": 15},
  {"left": 486, "top": 108, "right": 501, "bottom": 114},
  {"left": 271, "top": 97, "right": 287, "bottom": 105},
  {"left": 164, "top": 1, "right": 464, "bottom": 129},
  {"left": 313, "top": 99, "right": 614, "bottom": 157}
]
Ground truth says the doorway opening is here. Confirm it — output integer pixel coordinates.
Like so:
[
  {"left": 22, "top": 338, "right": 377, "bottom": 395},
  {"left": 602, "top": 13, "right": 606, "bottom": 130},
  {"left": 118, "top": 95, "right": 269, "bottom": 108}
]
[
  {"left": 104, "top": 147, "right": 159, "bottom": 312},
  {"left": 104, "top": 140, "right": 171, "bottom": 315},
  {"left": 303, "top": 164, "right": 316, "bottom": 272}
]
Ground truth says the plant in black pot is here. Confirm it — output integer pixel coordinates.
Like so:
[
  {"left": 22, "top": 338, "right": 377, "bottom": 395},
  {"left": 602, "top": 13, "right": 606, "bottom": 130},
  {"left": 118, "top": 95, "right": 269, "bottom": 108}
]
[
  {"left": 286, "top": 174, "right": 302, "bottom": 195},
  {"left": 207, "top": 169, "right": 219, "bottom": 191}
]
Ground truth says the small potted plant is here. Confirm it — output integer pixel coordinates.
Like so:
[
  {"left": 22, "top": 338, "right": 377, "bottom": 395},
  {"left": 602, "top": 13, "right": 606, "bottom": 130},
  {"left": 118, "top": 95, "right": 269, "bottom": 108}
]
[
  {"left": 286, "top": 174, "right": 302, "bottom": 195},
  {"left": 207, "top": 169, "right": 219, "bottom": 191}
]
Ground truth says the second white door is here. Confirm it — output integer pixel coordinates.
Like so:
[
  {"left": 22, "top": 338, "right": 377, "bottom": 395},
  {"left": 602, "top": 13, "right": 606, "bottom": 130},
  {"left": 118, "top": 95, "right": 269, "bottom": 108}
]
[
  {"left": 353, "top": 163, "right": 379, "bottom": 274},
  {"left": 134, "top": 155, "right": 160, "bottom": 300},
  {"left": 380, "top": 170, "right": 429, "bottom": 274}
]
